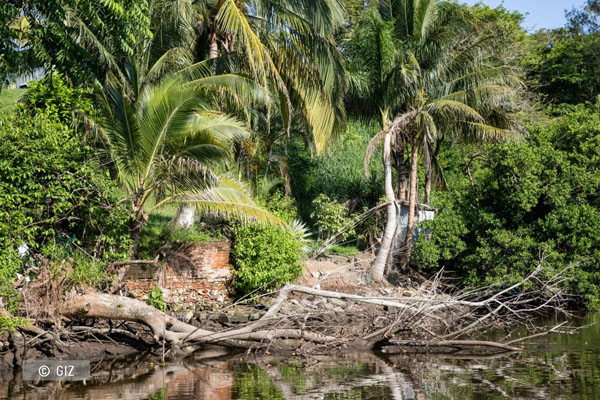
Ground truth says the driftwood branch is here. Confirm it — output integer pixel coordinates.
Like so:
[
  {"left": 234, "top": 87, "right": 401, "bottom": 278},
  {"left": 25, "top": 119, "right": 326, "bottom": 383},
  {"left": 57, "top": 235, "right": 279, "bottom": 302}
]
[{"left": 57, "top": 261, "right": 570, "bottom": 354}]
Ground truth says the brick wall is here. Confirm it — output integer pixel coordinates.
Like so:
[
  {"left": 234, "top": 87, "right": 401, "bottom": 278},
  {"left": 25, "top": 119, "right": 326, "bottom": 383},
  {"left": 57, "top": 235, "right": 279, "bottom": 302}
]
[{"left": 124, "top": 241, "right": 233, "bottom": 304}]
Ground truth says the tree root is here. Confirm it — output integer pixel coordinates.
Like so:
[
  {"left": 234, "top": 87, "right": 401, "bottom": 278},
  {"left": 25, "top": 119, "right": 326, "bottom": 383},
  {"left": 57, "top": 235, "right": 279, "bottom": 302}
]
[{"left": 1, "top": 258, "right": 570, "bottom": 361}]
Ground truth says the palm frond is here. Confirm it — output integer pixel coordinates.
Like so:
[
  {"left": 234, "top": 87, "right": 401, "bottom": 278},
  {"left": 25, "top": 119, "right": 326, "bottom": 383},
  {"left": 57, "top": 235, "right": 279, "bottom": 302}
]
[
  {"left": 185, "top": 177, "right": 286, "bottom": 227},
  {"left": 464, "top": 122, "right": 520, "bottom": 142},
  {"left": 186, "top": 111, "right": 250, "bottom": 144},
  {"left": 426, "top": 99, "right": 484, "bottom": 122},
  {"left": 215, "top": 0, "right": 287, "bottom": 94},
  {"left": 138, "top": 78, "right": 205, "bottom": 181},
  {"left": 95, "top": 73, "right": 142, "bottom": 178}
]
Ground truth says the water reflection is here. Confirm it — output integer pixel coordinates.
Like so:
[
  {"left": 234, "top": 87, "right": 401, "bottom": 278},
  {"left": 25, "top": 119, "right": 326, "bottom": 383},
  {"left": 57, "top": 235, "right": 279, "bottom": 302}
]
[{"left": 3, "top": 313, "right": 600, "bottom": 399}]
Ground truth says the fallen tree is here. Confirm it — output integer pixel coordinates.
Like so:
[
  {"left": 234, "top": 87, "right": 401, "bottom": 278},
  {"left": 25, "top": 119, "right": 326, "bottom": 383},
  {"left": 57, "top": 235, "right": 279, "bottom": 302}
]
[{"left": 2, "top": 257, "right": 572, "bottom": 369}]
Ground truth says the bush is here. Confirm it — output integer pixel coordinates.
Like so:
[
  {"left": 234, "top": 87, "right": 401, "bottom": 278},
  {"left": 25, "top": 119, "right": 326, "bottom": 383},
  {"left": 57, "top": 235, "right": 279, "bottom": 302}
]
[
  {"left": 0, "top": 111, "right": 130, "bottom": 308},
  {"left": 0, "top": 316, "right": 30, "bottom": 333},
  {"left": 412, "top": 192, "right": 468, "bottom": 269},
  {"left": 0, "top": 112, "right": 131, "bottom": 261},
  {"left": 67, "top": 251, "right": 115, "bottom": 290},
  {"left": 147, "top": 287, "right": 167, "bottom": 311},
  {"left": 256, "top": 186, "right": 299, "bottom": 224},
  {"left": 414, "top": 103, "right": 600, "bottom": 307},
  {"left": 310, "top": 194, "right": 356, "bottom": 241},
  {"left": 17, "top": 72, "right": 93, "bottom": 123},
  {"left": 232, "top": 224, "right": 304, "bottom": 295},
  {"left": 170, "top": 227, "right": 218, "bottom": 244}
]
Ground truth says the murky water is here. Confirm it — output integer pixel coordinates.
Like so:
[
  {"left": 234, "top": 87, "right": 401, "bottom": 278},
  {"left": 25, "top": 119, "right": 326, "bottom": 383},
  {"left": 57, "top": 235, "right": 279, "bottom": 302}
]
[{"left": 3, "top": 313, "right": 600, "bottom": 399}]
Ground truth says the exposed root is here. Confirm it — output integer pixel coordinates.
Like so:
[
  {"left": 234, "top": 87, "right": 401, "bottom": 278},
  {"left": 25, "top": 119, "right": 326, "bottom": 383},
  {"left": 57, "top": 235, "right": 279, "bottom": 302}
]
[{"left": 1, "top": 257, "right": 573, "bottom": 365}]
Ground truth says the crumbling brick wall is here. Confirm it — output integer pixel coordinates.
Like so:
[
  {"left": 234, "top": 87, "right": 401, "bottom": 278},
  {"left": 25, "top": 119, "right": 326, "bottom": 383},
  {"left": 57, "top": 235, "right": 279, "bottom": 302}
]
[{"left": 124, "top": 241, "right": 233, "bottom": 304}]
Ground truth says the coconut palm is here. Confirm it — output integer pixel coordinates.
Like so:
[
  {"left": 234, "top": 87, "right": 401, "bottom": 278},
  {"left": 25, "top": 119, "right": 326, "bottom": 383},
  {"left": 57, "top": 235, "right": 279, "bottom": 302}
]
[
  {"left": 94, "top": 73, "right": 281, "bottom": 256},
  {"left": 151, "top": 0, "right": 349, "bottom": 226},
  {"left": 175, "top": 0, "right": 348, "bottom": 153},
  {"left": 349, "top": 0, "right": 522, "bottom": 280}
]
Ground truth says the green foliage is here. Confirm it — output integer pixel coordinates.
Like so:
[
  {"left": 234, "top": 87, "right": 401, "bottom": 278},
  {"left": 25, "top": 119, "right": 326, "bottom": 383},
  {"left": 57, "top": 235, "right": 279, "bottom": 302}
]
[
  {"left": 170, "top": 227, "right": 217, "bottom": 244},
  {"left": 412, "top": 192, "right": 468, "bottom": 269},
  {"left": 0, "top": 316, "right": 30, "bottom": 333},
  {"left": 147, "top": 389, "right": 167, "bottom": 400},
  {"left": 256, "top": 187, "right": 299, "bottom": 224},
  {"left": 310, "top": 194, "right": 355, "bottom": 241},
  {"left": 67, "top": 252, "right": 115, "bottom": 289},
  {"left": 525, "top": 30, "right": 600, "bottom": 105},
  {"left": 137, "top": 208, "right": 174, "bottom": 259},
  {"left": 415, "top": 103, "right": 600, "bottom": 307},
  {"left": 0, "top": 111, "right": 130, "bottom": 309},
  {"left": 231, "top": 224, "right": 304, "bottom": 295},
  {"left": 137, "top": 206, "right": 222, "bottom": 259},
  {"left": 1, "top": 0, "right": 151, "bottom": 84},
  {"left": 288, "top": 119, "right": 383, "bottom": 222},
  {"left": 327, "top": 245, "right": 360, "bottom": 256},
  {"left": 17, "top": 73, "right": 93, "bottom": 123},
  {"left": 146, "top": 287, "right": 167, "bottom": 311}
]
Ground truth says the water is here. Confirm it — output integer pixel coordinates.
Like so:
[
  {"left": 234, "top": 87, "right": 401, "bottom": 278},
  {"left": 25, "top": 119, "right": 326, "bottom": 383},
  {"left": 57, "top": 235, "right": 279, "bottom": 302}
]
[{"left": 3, "top": 313, "right": 600, "bottom": 399}]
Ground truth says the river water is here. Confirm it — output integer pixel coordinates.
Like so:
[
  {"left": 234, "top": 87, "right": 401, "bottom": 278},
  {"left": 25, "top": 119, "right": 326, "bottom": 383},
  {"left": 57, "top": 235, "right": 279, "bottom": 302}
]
[{"left": 3, "top": 313, "right": 600, "bottom": 399}]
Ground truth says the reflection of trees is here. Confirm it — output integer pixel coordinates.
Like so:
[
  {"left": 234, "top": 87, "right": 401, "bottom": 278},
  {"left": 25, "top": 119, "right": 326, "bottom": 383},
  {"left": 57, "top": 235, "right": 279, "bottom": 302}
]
[
  {"left": 4, "top": 353, "right": 235, "bottom": 400},
  {"left": 5, "top": 323, "right": 600, "bottom": 400},
  {"left": 243, "top": 353, "right": 409, "bottom": 400}
]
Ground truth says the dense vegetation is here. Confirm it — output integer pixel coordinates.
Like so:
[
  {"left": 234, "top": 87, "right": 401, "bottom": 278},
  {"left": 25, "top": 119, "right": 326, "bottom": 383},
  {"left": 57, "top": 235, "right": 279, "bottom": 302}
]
[{"left": 1, "top": 0, "right": 600, "bottom": 307}]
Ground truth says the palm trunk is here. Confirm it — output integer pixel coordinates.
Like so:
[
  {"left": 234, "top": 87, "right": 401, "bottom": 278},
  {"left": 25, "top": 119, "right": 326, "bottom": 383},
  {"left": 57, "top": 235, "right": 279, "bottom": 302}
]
[
  {"left": 424, "top": 167, "right": 432, "bottom": 205},
  {"left": 130, "top": 221, "right": 144, "bottom": 260},
  {"left": 370, "top": 130, "right": 397, "bottom": 282},
  {"left": 397, "top": 147, "right": 407, "bottom": 203},
  {"left": 171, "top": 205, "right": 195, "bottom": 229},
  {"left": 130, "top": 201, "right": 148, "bottom": 259},
  {"left": 208, "top": 33, "right": 220, "bottom": 59},
  {"left": 400, "top": 141, "right": 420, "bottom": 270}
]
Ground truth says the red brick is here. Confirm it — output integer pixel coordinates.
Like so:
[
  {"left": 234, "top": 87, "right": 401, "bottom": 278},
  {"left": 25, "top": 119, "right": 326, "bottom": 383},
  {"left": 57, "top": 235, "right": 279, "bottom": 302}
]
[{"left": 123, "top": 241, "right": 233, "bottom": 304}]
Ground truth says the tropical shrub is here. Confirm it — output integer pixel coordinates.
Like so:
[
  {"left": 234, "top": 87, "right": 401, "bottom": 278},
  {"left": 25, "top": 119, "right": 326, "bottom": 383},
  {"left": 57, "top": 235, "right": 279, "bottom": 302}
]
[
  {"left": 146, "top": 287, "right": 167, "bottom": 311},
  {"left": 67, "top": 251, "right": 115, "bottom": 290},
  {"left": 231, "top": 224, "right": 304, "bottom": 295},
  {"left": 310, "top": 194, "right": 355, "bottom": 241},
  {"left": 0, "top": 112, "right": 131, "bottom": 305},
  {"left": 17, "top": 73, "right": 93, "bottom": 123},
  {"left": 0, "top": 316, "right": 30, "bottom": 333},
  {"left": 414, "top": 103, "right": 600, "bottom": 307},
  {"left": 257, "top": 187, "right": 299, "bottom": 224}
]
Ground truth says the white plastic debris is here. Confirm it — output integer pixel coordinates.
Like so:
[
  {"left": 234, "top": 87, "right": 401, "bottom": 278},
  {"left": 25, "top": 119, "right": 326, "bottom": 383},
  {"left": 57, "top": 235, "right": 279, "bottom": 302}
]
[{"left": 17, "top": 243, "right": 30, "bottom": 258}]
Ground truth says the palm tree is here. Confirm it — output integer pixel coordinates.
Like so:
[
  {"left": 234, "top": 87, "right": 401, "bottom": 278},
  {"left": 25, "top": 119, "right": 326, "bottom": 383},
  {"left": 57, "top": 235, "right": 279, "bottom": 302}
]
[
  {"left": 94, "top": 73, "right": 281, "bottom": 257},
  {"left": 349, "top": 0, "right": 522, "bottom": 281},
  {"left": 182, "top": 0, "right": 348, "bottom": 153},
  {"left": 158, "top": 0, "right": 349, "bottom": 226}
]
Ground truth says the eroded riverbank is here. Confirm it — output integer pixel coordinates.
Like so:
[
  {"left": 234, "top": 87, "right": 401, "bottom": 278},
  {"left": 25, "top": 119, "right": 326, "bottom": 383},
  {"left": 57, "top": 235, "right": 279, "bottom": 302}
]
[{"left": 2, "top": 313, "right": 600, "bottom": 399}]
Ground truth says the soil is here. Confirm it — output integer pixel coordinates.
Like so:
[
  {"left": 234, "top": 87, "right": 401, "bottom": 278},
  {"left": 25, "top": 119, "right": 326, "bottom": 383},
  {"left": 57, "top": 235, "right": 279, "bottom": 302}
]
[
  {"left": 300, "top": 252, "right": 418, "bottom": 294},
  {"left": 1, "top": 253, "right": 437, "bottom": 371}
]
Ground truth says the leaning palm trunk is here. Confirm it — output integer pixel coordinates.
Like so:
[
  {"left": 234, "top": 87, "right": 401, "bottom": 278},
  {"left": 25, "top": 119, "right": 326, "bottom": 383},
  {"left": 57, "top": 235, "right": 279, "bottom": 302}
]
[
  {"left": 371, "top": 130, "right": 397, "bottom": 282},
  {"left": 171, "top": 205, "right": 196, "bottom": 229},
  {"left": 399, "top": 141, "right": 420, "bottom": 269}
]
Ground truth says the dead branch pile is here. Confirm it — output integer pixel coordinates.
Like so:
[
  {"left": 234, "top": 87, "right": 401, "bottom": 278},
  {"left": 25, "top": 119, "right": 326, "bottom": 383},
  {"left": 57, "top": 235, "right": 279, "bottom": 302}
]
[{"left": 2, "top": 259, "right": 571, "bottom": 369}]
